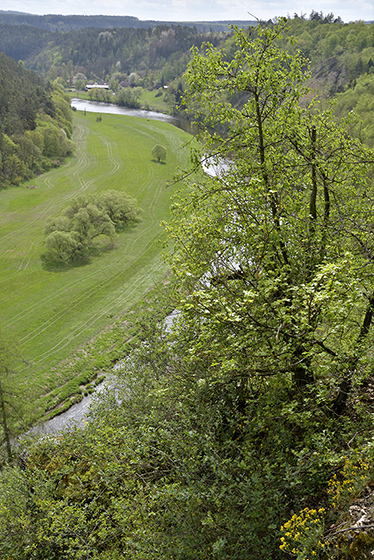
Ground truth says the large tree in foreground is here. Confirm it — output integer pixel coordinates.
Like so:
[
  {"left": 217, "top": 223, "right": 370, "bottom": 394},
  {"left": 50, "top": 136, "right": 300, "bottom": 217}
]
[{"left": 166, "top": 19, "right": 373, "bottom": 414}]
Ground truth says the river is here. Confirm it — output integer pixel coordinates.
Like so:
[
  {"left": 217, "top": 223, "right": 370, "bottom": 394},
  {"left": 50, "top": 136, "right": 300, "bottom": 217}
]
[
  {"left": 26, "top": 102, "right": 187, "bottom": 438},
  {"left": 71, "top": 98, "right": 193, "bottom": 133},
  {"left": 27, "top": 311, "right": 181, "bottom": 437}
]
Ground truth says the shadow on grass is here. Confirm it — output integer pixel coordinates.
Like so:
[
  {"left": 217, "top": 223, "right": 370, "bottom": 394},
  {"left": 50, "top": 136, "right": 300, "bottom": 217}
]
[
  {"left": 115, "top": 219, "right": 142, "bottom": 234},
  {"left": 41, "top": 243, "right": 117, "bottom": 272},
  {"left": 151, "top": 159, "right": 167, "bottom": 164},
  {"left": 41, "top": 255, "right": 92, "bottom": 272}
]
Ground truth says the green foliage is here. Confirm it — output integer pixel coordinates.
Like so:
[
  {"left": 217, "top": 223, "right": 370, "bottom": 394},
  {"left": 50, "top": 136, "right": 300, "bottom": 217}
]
[
  {"left": 116, "top": 86, "right": 142, "bottom": 108},
  {"left": 0, "top": 306, "right": 362, "bottom": 559},
  {"left": 0, "top": 288, "right": 373, "bottom": 559},
  {"left": 0, "top": 55, "right": 74, "bottom": 188},
  {"left": 96, "top": 189, "right": 141, "bottom": 227},
  {"left": 0, "top": 333, "right": 289, "bottom": 559},
  {"left": 21, "top": 25, "right": 226, "bottom": 87},
  {"left": 168, "top": 20, "right": 372, "bottom": 410},
  {"left": 151, "top": 144, "right": 167, "bottom": 162},
  {"left": 0, "top": 331, "right": 22, "bottom": 463},
  {"left": 42, "top": 190, "right": 141, "bottom": 264},
  {"left": 43, "top": 230, "right": 81, "bottom": 264},
  {"left": 157, "top": 19, "right": 373, "bottom": 555},
  {"left": 334, "top": 74, "right": 374, "bottom": 146}
]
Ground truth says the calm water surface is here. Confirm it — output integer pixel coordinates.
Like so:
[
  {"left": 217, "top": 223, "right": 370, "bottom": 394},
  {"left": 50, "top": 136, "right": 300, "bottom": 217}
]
[{"left": 71, "top": 98, "right": 193, "bottom": 133}]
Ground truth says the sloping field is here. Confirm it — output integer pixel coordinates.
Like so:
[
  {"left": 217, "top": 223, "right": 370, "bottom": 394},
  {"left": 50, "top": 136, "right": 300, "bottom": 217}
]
[{"left": 0, "top": 111, "right": 191, "bottom": 423}]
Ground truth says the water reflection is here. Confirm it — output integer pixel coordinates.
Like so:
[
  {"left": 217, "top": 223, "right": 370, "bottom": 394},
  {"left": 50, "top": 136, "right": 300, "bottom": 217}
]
[{"left": 71, "top": 98, "right": 193, "bottom": 133}]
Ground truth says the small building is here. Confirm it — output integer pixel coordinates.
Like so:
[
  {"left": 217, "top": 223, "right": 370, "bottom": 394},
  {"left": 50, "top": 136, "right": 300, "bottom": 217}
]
[{"left": 85, "top": 82, "right": 110, "bottom": 91}]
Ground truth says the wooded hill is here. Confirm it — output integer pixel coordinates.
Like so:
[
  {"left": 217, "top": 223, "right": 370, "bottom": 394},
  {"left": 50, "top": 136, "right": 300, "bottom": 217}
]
[
  {"left": 0, "top": 23, "right": 227, "bottom": 87},
  {"left": 0, "top": 52, "right": 74, "bottom": 188},
  {"left": 0, "top": 13, "right": 372, "bottom": 85},
  {"left": 0, "top": 14, "right": 373, "bottom": 189},
  {"left": 0, "top": 14, "right": 372, "bottom": 140},
  {"left": 0, "top": 10, "right": 256, "bottom": 32}
]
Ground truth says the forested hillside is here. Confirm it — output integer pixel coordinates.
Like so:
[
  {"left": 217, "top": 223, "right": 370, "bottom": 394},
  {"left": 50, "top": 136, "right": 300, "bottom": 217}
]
[
  {"left": 0, "top": 52, "right": 73, "bottom": 188},
  {"left": 0, "top": 23, "right": 227, "bottom": 90},
  {"left": 0, "top": 14, "right": 372, "bottom": 137},
  {"left": 1, "top": 14, "right": 372, "bottom": 87},
  {"left": 0, "top": 11, "right": 255, "bottom": 32},
  {"left": 285, "top": 16, "right": 374, "bottom": 91},
  {"left": 0, "top": 24, "right": 54, "bottom": 62}
]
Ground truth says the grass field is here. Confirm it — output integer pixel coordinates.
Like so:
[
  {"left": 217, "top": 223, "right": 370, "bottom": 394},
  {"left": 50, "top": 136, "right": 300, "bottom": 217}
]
[
  {"left": 140, "top": 89, "right": 173, "bottom": 113},
  {"left": 0, "top": 110, "right": 191, "bottom": 426}
]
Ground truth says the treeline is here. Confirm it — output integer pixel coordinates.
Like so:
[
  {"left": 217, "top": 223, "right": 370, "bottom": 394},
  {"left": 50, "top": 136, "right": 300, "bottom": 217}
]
[
  {"left": 20, "top": 25, "right": 226, "bottom": 88},
  {"left": 0, "top": 52, "right": 74, "bottom": 188},
  {"left": 0, "top": 11, "right": 256, "bottom": 32},
  {"left": 0, "top": 11, "right": 141, "bottom": 31}
]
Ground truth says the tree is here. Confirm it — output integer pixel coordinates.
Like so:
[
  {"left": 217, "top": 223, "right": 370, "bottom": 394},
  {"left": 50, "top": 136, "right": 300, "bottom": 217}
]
[
  {"left": 43, "top": 229, "right": 81, "bottom": 264},
  {"left": 96, "top": 189, "right": 141, "bottom": 228},
  {"left": 166, "top": 20, "right": 373, "bottom": 418},
  {"left": 117, "top": 86, "right": 141, "bottom": 108},
  {"left": 42, "top": 191, "right": 140, "bottom": 263},
  {"left": 152, "top": 144, "right": 167, "bottom": 163},
  {"left": 0, "top": 331, "right": 21, "bottom": 463}
]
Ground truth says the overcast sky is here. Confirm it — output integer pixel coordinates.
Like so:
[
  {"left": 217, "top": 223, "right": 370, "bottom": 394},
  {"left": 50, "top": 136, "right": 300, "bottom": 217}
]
[{"left": 3, "top": 0, "right": 373, "bottom": 23}]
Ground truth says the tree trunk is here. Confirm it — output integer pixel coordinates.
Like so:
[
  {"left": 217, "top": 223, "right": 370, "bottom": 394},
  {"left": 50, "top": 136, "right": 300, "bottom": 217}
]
[
  {"left": 0, "top": 375, "right": 12, "bottom": 461},
  {"left": 332, "top": 292, "right": 374, "bottom": 415},
  {"left": 292, "top": 345, "right": 314, "bottom": 388}
]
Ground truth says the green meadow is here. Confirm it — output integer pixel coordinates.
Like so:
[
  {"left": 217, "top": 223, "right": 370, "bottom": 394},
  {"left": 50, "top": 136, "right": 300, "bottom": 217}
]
[{"left": 0, "top": 110, "right": 191, "bottom": 425}]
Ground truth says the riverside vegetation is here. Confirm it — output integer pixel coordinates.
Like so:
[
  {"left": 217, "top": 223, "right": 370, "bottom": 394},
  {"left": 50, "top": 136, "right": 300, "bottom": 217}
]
[{"left": 1, "top": 18, "right": 374, "bottom": 560}]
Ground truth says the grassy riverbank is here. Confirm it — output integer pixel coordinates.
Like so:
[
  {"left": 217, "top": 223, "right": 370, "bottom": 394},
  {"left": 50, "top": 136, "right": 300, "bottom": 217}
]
[{"left": 0, "top": 110, "right": 191, "bottom": 427}]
